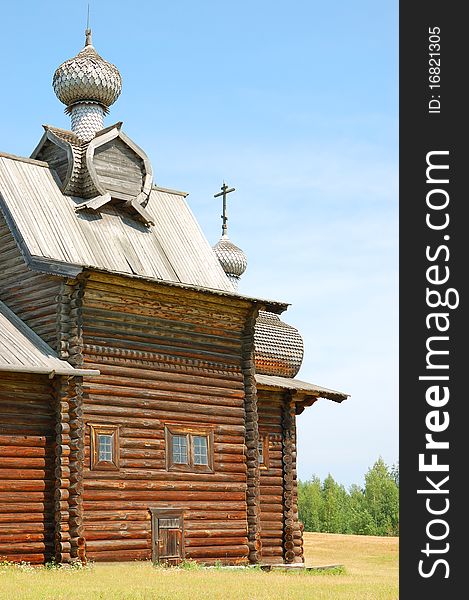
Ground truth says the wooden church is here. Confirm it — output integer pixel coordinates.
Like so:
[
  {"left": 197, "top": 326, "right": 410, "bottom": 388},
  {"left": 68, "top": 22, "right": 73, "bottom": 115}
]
[{"left": 0, "top": 30, "right": 347, "bottom": 566}]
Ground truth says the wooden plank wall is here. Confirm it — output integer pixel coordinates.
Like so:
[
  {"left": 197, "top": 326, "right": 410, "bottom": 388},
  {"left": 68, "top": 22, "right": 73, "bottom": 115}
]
[
  {"left": 80, "top": 273, "right": 252, "bottom": 564},
  {"left": 0, "top": 373, "right": 55, "bottom": 564},
  {"left": 257, "top": 390, "right": 285, "bottom": 564},
  {"left": 93, "top": 139, "right": 144, "bottom": 200},
  {"left": 0, "top": 211, "right": 61, "bottom": 349},
  {"left": 35, "top": 141, "right": 69, "bottom": 187}
]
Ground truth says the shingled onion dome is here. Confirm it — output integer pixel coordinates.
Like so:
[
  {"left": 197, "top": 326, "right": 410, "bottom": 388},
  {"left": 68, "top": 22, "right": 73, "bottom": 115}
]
[
  {"left": 53, "top": 29, "right": 122, "bottom": 141},
  {"left": 213, "top": 234, "right": 248, "bottom": 289},
  {"left": 254, "top": 310, "right": 304, "bottom": 378}
]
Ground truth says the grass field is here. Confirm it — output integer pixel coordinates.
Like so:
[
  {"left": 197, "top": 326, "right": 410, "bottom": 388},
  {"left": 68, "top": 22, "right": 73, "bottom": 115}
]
[{"left": 0, "top": 532, "right": 398, "bottom": 600}]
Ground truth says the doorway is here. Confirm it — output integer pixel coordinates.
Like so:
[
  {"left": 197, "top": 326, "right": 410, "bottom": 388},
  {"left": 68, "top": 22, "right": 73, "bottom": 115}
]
[{"left": 151, "top": 509, "right": 184, "bottom": 565}]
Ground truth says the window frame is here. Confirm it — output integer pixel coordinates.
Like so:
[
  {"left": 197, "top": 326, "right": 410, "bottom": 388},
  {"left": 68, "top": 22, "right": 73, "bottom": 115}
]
[
  {"left": 89, "top": 423, "right": 120, "bottom": 471},
  {"left": 165, "top": 424, "right": 214, "bottom": 473},
  {"left": 258, "top": 433, "right": 270, "bottom": 470}
]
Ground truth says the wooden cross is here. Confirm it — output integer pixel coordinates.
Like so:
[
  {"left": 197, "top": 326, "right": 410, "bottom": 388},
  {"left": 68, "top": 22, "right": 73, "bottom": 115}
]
[{"left": 214, "top": 182, "right": 235, "bottom": 236}]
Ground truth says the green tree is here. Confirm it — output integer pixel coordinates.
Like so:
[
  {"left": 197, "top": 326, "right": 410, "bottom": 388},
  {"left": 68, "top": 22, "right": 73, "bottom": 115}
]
[
  {"left": 364, "top": 458, "right": 399, "bottom": 535},
  {"left": 348, "top": 484, "right": 377, "bottom": 535},
  {"left": 298, "top": 477, "right": 322, "bottom": 532},
  {"left": 391, "top": 461, "right": 399, "bottom": 487},
  {"left": 319, "top": 474, "right": 349, "bottom": 533}
]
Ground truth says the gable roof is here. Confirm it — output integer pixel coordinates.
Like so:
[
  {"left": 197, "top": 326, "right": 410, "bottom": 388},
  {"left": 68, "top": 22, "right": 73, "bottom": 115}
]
[
  {"left": 0, "top": 152, "right": 235, "bottom": 292},
  {"left": 0, "top": 300, "right": 98, "bottom": 376}
]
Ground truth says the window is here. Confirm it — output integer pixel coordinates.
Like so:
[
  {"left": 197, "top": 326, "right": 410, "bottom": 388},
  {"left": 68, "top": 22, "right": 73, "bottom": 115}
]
[
  {"left": 98, "top": 434, "right": 113, "bottom": 462},
  {"left": 193, "top": 436, "right": 208, "bottom": 465},
  {"left": 165, "top": 425, "right": 214, "bottom": 473},
  {"left": 90, "top": 424, "right": 119, "bottom": 470},
  {"left": 258, "top": 434, "right": 270, "bottom": 469},
  {"left": 172, "top": 435, "right": 188, "bottom": 464}
]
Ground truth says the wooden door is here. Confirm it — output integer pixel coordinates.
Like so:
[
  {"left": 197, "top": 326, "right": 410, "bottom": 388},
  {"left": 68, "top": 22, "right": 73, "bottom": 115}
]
[{"left": 151, "top": 510, "right": 184, "bottom": 565}]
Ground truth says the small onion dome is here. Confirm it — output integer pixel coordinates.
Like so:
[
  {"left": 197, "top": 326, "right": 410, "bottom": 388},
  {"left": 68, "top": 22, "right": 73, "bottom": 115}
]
[
  {"left": 254, "top": 311, "right": 304, "bottom": 378},
  {"left": 53, "top": 31, "right": 122, "bottom": 110},
  {"left": 213, "top": 234, "right": 248, "bottom": 282}
]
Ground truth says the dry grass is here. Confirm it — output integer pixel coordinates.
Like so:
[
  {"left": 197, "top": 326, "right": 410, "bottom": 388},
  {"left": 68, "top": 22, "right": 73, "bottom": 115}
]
[{"left": 0, "top": 532, "right": 398, "bottom": 600}]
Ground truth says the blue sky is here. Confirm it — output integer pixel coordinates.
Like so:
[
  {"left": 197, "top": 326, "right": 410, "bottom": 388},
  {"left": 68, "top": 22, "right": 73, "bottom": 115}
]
[{"left": 0, "top": 1, "right": 398, "bottom": 488}]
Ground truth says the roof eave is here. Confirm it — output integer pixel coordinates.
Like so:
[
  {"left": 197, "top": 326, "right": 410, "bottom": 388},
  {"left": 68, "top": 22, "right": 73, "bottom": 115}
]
[{"left": 0, "top": 364, "right": 100, "bottom": 377}]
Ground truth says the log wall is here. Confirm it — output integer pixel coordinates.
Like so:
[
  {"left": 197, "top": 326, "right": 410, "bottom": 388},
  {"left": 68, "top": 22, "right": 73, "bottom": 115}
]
[
  {"left": 257, "top": 390, "right": 285, "bottom": 564},
  {"left": 282, "top": 393, "right": 303, "bottom": 564},
  {"left": 257, "top": 389, "right": 304, "bottom": 565},
  {"left": 80, "top": 273, "right": 254, "bottom": 564},
  {"left": 0, "top": 211, "right": 61, "bottom": 349},
  {"left": 0, "top": 373, "right": 55, "bottom": 564}
]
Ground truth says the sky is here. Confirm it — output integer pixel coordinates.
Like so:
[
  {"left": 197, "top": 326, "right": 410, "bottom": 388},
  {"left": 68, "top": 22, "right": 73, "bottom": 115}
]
[{"left": 0, "top": 0, "right": 398, "bottom": 488}]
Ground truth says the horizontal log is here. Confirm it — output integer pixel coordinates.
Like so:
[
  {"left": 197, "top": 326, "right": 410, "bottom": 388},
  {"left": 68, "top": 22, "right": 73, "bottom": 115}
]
[
  {"left": 0, "top": 503, "right": 53, "bottom": 514},
  {"left": 83, "top": 500, "right": 244, "bottom": 512},
  {"left": 0, "top": 513, "right": 52, "bottom": 524},
  {"left": 84, "top": 521, "right": 149, "bottom": 532},
  {"left": 258, "top": 486, "right": 284, "bottom": 495},
  {"left": 84, "top": 480, "right": 246, "bottom": 493},
  {"left": 185, "top": 544, "right": 249, "bottom": 559},
  {"left": 85, "top": 273, "right": 250, "bottom": 314},
  {"left": 83, "top": 490, "right": 246, "bottom": 502},
  {"left": 214, "top": 435, "right": 244, "bottom": 445},
  {"left": 0, "top": 541, "right": 49, "bottom": 553},
  {"left": 0, "top": 552, "right": 51, "bottom": 564},
  {"left": 185, "top": 511, "right": 247, "bottom": 521},
  {"left": 83, "top": 311, "right": 243, "bottom": 352},
  {"left": 85, "top": 530, "right": 150, "bottom": 541},
  {"left": 84, "top": 400, "right": 244, "bottom": 422},
  {"left": 0, "top": 480, "right": 51, "bottom": 492},
  {"left": 118, "top": 459, "right": 165, "bottom": 469},
  {"left": 0, "top": 457, "right": 53, "bottom": 468},
  {"left": 258, "top": 511, "right": 284, "bottom": 521},
  {"left": 82, "top": 469, "right": 246, "bottom": 483},
  {"left": 0, "top": 413, "right": 52, "bottom": 426},
  {"left": 85, "top": 538, "right": 149, "bottom": 551},
  {"left": 216, "top": 453, "right": 246, "bottom": 464},
  {"left": 0, "top": 492, "right": 52, "bottom": 503},
  {"left": 0, "top": 398, "right": 54, "bottom": 412},
  {"left": 185, "top": 530, "right": 247, "bottom": 540},
  {"left": 0, "top": 469, "right": 52, "bottom": 480},
  {"left": 0, "top": 424, "right": 52, "bottom": 435},
  {"left": 83, "top": 333, "right": 241, "bottom": 367},
  {"left": 83, "top": 362, "right": 243, "bottom": 391},
  {"left": 122, "top": 439, "right": 164, "bottom": 449},
  {"left": 84, "top": 409, "right": 242, "bottom": 427},
  {"left": 0, "top": 445, "right": 51, "bottom": 458},
  {"left": 259, "top": 476, "right": 283, "bottom": 486},
  {"left": 82, "top": 512, "right": 247, "bottom": 525},
  {"left": 0, "top": 522, "right": 53, "bottom": 532},
  {"left": 259, "top": 495, "right": 283, "bottom": 504},
  {"left": 121, "top": 447, "right": 164, "bottom": 458},
  {"left": 213, "top": 463, "right": 247, "bottom": 474},
  {"left": 85, "top": 549, "right": 150, "bottom": 562},
  {"left": 0, "top": 435, "right": 50, "bottom": 448},
  {"left": 185, "top": 536, "right": 248, "bottom": 548},
  {"left": 0, "top": 532, "right": 50, "bottom": 544},
  {"left": 83, "top": 280, "right": 246, "bottom": 318},
  {"left": 86, "top": 374, "right": 244, "bottom": 401},
  {"left": 259, "top": 523, "right": 283, "bottom": 533},
  {"left": 260, "top": 547, "right": 284, "bottom": 557}
]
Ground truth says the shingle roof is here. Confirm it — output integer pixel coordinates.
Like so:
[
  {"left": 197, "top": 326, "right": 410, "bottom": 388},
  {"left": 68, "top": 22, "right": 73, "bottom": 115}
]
[
  {"left": 0, "top": 300, "right": 98, "bottom": 376},
  {"left": 255, "top": 373, "right": 348, "bottom": 402},
  {"left": 0, "top": 153, "right": 236, "bottom": 291},
  {"left": 254, "top": 311, "right": 304, "bottom": 378}
]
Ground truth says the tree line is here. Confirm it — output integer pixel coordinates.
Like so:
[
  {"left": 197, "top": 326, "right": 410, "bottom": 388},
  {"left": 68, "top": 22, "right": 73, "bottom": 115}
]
[{"left": 298, "top": 458, "right": 399, "bottom": 536}]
